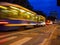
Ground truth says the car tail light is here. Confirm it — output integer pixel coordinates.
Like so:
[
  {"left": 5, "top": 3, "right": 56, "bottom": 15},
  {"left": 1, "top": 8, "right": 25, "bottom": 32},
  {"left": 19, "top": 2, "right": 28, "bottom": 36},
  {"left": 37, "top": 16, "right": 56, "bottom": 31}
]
[{"left": 0, "top": 20, "right": 8, "bottom": 25}]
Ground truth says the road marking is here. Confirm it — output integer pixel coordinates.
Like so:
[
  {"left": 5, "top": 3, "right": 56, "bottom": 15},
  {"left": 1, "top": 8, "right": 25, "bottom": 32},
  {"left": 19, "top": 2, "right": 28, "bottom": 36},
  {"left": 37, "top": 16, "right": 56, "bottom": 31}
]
[
  {"left": 49, "top": 26, "right": 58, "bottom": 40},
  {"left": 10, "top": 37, "right": 32, "bottom": 45},
  {"left": 38, "top": 39, "right": 48, "bottom": 45},
  {"left": 0, "top": 36, "right": 17, "bottom": 44},
  {"left": 39, "top": 26, "right": 57, "bottom": 45},
  {"left": 0, "top": 34, "right": 13, "bottom": 38},
  {"left": 0, "top": 32, "right": 19, "bottom": 38},
  {"left": 0, "top": 32, "right": 31, "bottom": 39}
]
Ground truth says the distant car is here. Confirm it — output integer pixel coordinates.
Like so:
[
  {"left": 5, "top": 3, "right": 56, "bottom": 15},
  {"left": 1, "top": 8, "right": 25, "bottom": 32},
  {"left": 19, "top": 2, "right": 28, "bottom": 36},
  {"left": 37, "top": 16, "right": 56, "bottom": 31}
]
[
  {"left": 0, "top": 20, "right": 8, "bottom": 25},
  {"left": 49, "top": 21, "right": 53, "bottom": 24},
  {"left": 38, "top": 22, "right": 46, "bottom": 26},
  {"left": 46, "top": 20, "right": 53, "bottom": 25}
]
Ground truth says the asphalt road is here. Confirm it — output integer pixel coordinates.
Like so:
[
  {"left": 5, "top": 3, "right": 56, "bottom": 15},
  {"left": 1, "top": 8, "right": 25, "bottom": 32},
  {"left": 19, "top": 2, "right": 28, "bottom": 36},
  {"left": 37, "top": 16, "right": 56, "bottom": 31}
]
[
  {"left": 0, "top": 24, "right": 58, "bottom": 45},
  {"left": 49, "top": 24, "right": 60, "bottom": 45}
]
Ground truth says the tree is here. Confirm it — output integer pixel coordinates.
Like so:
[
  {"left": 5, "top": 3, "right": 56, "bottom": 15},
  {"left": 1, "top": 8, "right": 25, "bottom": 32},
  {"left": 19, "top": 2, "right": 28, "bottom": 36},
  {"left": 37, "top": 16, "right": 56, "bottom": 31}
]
[
  {"left": 47, "top": 16, "right": 56, "bottom": 21},
  {"left": 47, "top": 11, "right": 58, "bottom": 21},
  {"left": 32, "top": 10, "right": 46, "bottom": 18}
]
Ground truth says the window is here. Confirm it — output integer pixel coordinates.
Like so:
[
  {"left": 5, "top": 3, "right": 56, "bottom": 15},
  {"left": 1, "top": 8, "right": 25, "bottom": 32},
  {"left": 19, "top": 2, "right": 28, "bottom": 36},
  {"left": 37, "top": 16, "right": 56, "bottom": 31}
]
[
  {"left": 0, "top": 5, "right": 36, "bottom": 21},
  {"left": 19, "top": 9, "right": 26, "bottom": 12},
  {"left": 0, "top": 6, "right": 7, "bottom": 9},
  {"left": 0, "top": 6, "right": 8, "bottom": 19}
]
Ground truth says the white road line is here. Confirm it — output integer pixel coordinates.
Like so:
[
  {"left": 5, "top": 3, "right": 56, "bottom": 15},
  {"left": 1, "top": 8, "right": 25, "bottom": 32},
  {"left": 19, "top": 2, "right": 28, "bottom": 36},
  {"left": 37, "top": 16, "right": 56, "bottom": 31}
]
[
  {"left": 0, "top": 36, "right": 17, "bottom": 44},
  {"left": 38, "top": 39, "right": 48, "bottom": 45},
  {"left": 10, "top": 37, "right": 32, "bottom": 45},
  {"left": 0, "top": 34, "right": 14, "bottom": 38},
  {"left": 0, "top": 31, "right": 31, "bottom": 39},
  {"left": 0, "top": 32, "right": 20, "bottom": 38}
]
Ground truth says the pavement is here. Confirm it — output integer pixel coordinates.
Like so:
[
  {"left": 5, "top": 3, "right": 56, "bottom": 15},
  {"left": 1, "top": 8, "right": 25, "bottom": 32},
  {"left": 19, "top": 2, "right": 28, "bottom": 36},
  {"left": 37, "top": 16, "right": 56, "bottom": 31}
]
[{"left": 0, "top": 24, "right": 58, "bottom": 45}]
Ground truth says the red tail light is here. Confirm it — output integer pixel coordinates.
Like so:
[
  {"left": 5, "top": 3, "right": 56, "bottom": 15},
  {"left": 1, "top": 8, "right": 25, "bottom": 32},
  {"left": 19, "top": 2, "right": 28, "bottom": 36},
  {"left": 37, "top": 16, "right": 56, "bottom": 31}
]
[
  {"left": 0, "top": 22, "right": 8, "bottom": 24},
  {"left": 0, "top": 20, "right": 8, "bottom": 25}
]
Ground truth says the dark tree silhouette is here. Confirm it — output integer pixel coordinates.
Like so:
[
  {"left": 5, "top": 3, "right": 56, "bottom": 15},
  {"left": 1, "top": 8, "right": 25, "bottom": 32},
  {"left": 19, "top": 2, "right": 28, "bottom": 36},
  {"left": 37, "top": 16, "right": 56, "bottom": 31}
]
[
  {"left": 33, "top": 10, "right": 46, "bottom": 18},
  {"left": 47, "top": 11, "right": 58, "bottom": 21},
  {"left": 11, "top": 0, "right": 33, "bottom": 10},
  {"left": 47, "top": 16, "right": 56, "bottom": 21}
]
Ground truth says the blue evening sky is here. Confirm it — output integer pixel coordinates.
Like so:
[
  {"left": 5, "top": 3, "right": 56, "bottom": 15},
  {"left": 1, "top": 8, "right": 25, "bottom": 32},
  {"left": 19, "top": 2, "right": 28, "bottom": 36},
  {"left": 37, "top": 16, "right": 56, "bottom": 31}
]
[{"left": 28, "top": 0, "right": 60, "bottom": 19}]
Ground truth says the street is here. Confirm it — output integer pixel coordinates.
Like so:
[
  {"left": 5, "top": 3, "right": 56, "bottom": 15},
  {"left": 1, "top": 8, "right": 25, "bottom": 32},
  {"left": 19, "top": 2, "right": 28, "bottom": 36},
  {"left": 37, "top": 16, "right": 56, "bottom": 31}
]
[{"left": 0, "top": 24, "right": 60, "bottom": 45}]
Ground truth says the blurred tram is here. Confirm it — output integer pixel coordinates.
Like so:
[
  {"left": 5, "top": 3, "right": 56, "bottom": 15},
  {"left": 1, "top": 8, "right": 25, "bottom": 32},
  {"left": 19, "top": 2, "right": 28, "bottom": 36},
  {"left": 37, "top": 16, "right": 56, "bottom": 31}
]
[
  {"left": 0, "top": 2, "right": 46, "bottom": 31},
  {"left": 37, "top": 15, "right": 46, "bottom": 26}
]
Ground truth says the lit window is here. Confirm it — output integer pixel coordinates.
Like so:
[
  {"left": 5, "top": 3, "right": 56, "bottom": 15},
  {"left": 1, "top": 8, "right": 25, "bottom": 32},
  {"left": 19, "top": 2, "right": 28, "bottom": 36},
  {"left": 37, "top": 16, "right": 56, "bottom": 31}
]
[
  {"left": 0, "top": 6, "right": 7, "bottom": 9},
  {"left": 31, "top": 14, "right": 34, "bottom": 15},
  {"left": 36, "top": 16, "right": 38, "bottom": 19},
  {"left": 27, "top": 12, "right": 31, "bottom": 14},
  {"left": 20, "top": 9, "right": 26, "bottom": 12},
  {"left": 1, "top": 10, "right": 9, "bottom": 13},
  {"left": 10, "top": 6, "right": 19, "bottom": 10},
  {"left": 27, "top": 15, "right": 30, "bottom": 18}
]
